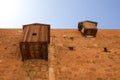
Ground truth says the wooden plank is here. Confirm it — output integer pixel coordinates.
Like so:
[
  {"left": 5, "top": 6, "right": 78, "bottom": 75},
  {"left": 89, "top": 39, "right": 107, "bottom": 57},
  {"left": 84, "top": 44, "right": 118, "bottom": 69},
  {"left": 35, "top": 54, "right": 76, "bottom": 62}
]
[
  {"left": 20, "top": 42, "right": 48, "bottom": 61},
  {"left": 22, "top": 23, "right": 50, "bottom": 43},
  {"left": 83, "top": 22, "right": 97, "bottom": 29}
]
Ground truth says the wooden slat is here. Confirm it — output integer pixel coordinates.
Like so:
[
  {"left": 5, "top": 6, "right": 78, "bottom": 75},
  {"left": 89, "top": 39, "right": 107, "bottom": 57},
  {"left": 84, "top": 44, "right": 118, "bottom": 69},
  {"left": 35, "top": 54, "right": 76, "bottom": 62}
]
[
  {"left": 20, "top": 42, "right": 48, "bottom": 61},
  {"left": 22, "top": 23, "right": 50, "bottom": 43},
  {"left": 83, "top": 22, "right": 97, "bottom": 29}
]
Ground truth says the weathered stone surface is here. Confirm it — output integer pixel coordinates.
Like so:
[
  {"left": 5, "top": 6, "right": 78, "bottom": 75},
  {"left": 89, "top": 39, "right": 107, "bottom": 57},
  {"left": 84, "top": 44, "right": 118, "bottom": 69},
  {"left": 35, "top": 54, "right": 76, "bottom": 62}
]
[{"left": 0, "top": 29, "right": 120, "bottom": 80}]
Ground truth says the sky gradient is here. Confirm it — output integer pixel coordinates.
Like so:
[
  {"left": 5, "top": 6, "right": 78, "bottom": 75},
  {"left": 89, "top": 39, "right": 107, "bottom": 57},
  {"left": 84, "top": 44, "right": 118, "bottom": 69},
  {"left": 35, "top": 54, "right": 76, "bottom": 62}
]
[{"left": 0, "top": 0, "right": 120, "bottom": 29}]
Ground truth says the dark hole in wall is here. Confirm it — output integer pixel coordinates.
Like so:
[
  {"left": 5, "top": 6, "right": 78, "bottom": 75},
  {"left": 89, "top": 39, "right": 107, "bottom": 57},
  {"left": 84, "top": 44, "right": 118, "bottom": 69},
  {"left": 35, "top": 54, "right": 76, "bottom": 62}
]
[
  {"left": 4, "top": 47, "right": 7, "bottom": 49},
  {"left": 32, "top": 33, "right": 37, "bottom": 36},
  {"left": 104, "top": 47, "right": 108, "bottom": 52},
  {"left": 96, "top": 77, "right": 103, "bottom": 80},
  {"left": 68, "top": 46, "right": 74, "bottom": 51},
  {"left": 70, "top": 37, "right": 74, "bottom": 40}
]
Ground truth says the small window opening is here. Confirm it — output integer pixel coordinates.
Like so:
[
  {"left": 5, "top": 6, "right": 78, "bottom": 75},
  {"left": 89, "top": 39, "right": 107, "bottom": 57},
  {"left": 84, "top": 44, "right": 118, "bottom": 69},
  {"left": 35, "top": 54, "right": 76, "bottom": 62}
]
[{"left": 32, "top": 33, "right": 37, "bottom": 36}]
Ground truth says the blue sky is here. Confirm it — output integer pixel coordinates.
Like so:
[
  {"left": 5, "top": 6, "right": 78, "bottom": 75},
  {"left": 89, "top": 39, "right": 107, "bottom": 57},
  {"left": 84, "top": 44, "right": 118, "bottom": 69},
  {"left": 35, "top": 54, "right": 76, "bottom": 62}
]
[{"left": 0, "top": 0, "right": 120, "bottom": 29}]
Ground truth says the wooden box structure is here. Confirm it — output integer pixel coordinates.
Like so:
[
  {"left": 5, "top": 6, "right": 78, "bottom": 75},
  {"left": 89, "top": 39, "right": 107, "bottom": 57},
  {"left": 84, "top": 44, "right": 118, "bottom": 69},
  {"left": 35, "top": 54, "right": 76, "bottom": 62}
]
[
  {"left": 20, "top": 23, "right": 50, "bottom": 61},
  {"left": 78, "top": 20, "right": 98, "bottom": 37}
]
